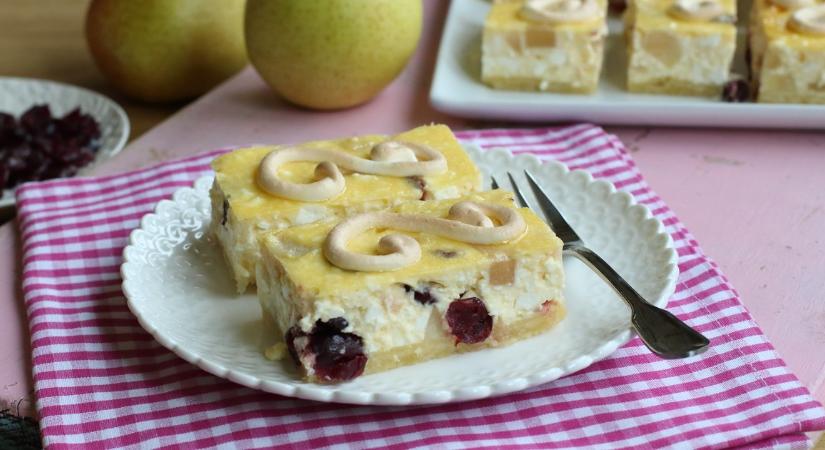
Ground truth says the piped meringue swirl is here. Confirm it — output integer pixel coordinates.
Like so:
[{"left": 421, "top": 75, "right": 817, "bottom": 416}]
[
  {"left": 770, "top": 0, "right": 814, "bottom": 10},
  {"left": 323, "top": 201, "right": 527, "bottom": 272},
  {"left": 520, "top": 0, "right": 600, "bottom": 24},
  {"left": 788, "top": 4, "right": 825, "bottom": 35},
  {"left": 667, "top": 0, "right": 726, "bottom": 21},
  {"left": 257, "top": 141, "right": 447, "bottom": 202}
]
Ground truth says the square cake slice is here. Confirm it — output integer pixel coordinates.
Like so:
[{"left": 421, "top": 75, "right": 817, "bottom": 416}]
[
  {"left": 210, "top": 125, "right": 482, "bottom": 292},
  {"left": 481, "top": 0, "right": 608, "bottom": 93},
  {"left": 257, "top": 189, "right": 566, "bottom": 382},
  {"left": 750, "top": 0, "right": 825, "bottom": 103},
  {"left": 624, "top": 0, "right": 737, "bottom": 96}
]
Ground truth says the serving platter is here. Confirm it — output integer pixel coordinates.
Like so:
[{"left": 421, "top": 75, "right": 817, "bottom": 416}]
[{"left": 430, "top": 0, "right": 825, "bottom": 129}]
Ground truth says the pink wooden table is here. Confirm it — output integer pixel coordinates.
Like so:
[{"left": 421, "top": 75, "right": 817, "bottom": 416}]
[{"left": 2, "top": 1, "right": 824, "bottom": 426}]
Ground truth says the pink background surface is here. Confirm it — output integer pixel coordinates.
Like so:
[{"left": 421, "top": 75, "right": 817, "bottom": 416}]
[{"left": 2, "top": 1, "right": 824, "bottom": 422}]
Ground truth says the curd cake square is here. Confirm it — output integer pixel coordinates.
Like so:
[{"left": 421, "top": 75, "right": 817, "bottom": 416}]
[
  {"left": 481, "top": 0, "right": 608, "bottom": 94},
  {"left": 210, "top": 125, "right": 482, "bottom": 292},
  {"left": 749, "top": 0, "right": 825, "bottom": 103},
  {"left": 624, "top": 0, "right": 737, "bottom": 96},
  {"left": 256, "top": 189, "right": 566, "bottom": 382}
]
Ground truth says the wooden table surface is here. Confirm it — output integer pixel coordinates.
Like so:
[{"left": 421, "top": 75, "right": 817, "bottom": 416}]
[{"left": 2, "top": 1, "right": 824, "bottom": 447}]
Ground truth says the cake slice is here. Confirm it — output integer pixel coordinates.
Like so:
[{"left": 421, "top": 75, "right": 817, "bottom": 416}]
[
  {"left": 749, "top": 0, "right": 825, "bottom": 103},
  {"left": 210, "top": 125, "right": 482, "bottom": 292},
  {"left": 481, "top": 0, "right": 608, "bottom": 93},
  {"left": 624, "top": 0, "right": 737, "bottom": 96},
  {"left": 256, "top": 189, "right": 566, "bottom": 382}
]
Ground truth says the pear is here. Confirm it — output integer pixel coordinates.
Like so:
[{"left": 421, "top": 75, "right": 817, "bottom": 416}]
[
  {"left": 86, "top": 0, "right": 247, "bottom": 103},
  {"left": 245, "top": 0, "right": 422, "bottom": 110}
]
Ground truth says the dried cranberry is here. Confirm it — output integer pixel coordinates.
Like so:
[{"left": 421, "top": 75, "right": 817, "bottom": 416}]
[
  {"left": 0, "top": 105, "right": 102, "bottom": 190},
  {"left": 19, "top": 105, "right": 54, "bottom": 136},
  {"left": 0, "top": 112, "right": 14, "bottom": 130},
  {"left": 403, "top": 284, "right": 437, "bottom": 305},
  {"left": 0, "top": 113, "right": 17, "bottom": 144},
  {"left": 321, "top": 317, "right": 349, "bottom": 332},
  {"left": 285, "top": 318, "right": 367, "bottom": 382},
  {"left": 0, "top": 163, "right": 8, "bottom": 190},
  {"left": 58, "top": 108, "right": 100, "bottom": 145},
  {"left": 311, "top": 333, "right": 367, "bottom": 382},
  {"left": 284, "top": 325, "right": 306, "bottom": 365},
  {"left": 722, "top": 78, "right": 750, "bottom": 103},
  {"left": 446, "top": 297, "right": 493, "bottom": 344},
  {"left": 309, "top": 318, "right": 366, "bottom": 382}
]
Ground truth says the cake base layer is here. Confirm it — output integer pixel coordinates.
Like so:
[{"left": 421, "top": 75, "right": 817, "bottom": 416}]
[
  {"left": 627, "top": 78, "right": 720, "bottom": 97},
  {"left": 482, "top": 76, "right": 597, "bottom": 94},
  {"left": 262, "top": 300, "right": 566, "bottom": 379},
  {"left": 359, "top": 300, "right": 566, "bottom": 376}
]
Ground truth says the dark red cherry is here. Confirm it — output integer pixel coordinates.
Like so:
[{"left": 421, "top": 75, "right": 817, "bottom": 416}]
[
  {"left": 311, "top": 332, "right": 367, "bottom": 382},
  {"left": 296, "top": 318, "right": 367, "bottom": 382},
  {"left": 722, "top": 78, "right": 750, "bottom": 103},
  {"left": 284, "top": 325, "right": 306, "bottom": 365},
  {"left": 446, "top": 297, "right": 493, "bottom": 344}
]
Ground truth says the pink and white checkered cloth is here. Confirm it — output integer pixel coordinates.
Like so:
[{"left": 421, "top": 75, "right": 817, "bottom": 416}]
[{"left": 17, "top": 124, "right": 825, "bottom": 449}]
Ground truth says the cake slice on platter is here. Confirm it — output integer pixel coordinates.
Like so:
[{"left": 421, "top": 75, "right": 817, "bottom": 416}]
[
  {"left": 482, "top": 0, "right": 609, "bottom": 94},
  {"left": 624, "top": 0, "right": 737, "bottom": 96},
  {"left": 256, "top": 189, "right": 567, "bottom": 382},
  {"left": 209, "top": 125, "right": 482, "bottom": 292},
  {"left": 749, "top": 0, "right": 825, "bottom": 103}
]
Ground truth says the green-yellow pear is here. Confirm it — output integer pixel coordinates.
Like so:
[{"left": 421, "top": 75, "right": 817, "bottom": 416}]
[
  {"left": 245, "top": 0, "right": 422, "bottom": 110},
  {"left": 86, "top": 0, "right": 247, "bottom": 103}
]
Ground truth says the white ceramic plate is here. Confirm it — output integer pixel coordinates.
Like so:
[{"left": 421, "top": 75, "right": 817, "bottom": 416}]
[
  {"left": 430, "top": 0, "right": 825, "bottom": 129},
  {"left": 0, "top": 77, "right": 130, "bottom": 208},
  {"left": 121, "top": 146, "right": 678, "bottom": 405}
]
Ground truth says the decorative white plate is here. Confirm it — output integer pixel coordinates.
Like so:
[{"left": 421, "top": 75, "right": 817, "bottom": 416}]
[
  {"left": 430, "top": 0, "right": 825, "bottom": 129},
  {"left": 0, "top": 77, "right": 130, "bottom": 208},
  {"left": 121, "top": 146, "right": 678, "bottom": 405}
]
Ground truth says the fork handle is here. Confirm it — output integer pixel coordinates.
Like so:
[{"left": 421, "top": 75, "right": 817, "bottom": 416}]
[
  {"left": 564, "top": 243, "right": 649, "bottom": 308},
  {"left": 564, "top": 243, "right": 710, "bottom": 358}
]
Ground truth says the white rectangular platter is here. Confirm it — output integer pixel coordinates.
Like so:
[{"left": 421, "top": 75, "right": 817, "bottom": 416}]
[{"left": 429, "top": 0, "right": 825, "bottom": 129}]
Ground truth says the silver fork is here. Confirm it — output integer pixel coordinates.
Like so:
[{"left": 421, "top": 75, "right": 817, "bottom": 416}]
[{"left": 493, "top": 171, "right": 710, "bottom": 359}]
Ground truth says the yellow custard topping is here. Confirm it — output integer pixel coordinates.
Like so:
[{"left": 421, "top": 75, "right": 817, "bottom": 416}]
[
  {"left": 262, "top": 190, "right": 562, "bottom": 298},
  {"left": 212, "top": 124, "right": 481, "bottom": 222}
]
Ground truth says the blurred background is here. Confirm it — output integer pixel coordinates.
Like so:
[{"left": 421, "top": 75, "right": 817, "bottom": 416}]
[{"left": 0, "top": 1, "right": 180, "bottom": 142}]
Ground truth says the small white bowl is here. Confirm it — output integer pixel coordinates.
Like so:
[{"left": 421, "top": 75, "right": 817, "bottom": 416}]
[{"left": 0, "top": 77, "right": 130, "bottom": 208}]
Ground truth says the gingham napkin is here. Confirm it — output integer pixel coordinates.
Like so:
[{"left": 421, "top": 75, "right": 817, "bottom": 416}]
[{"left": 17, "top": 124, "right": 825, "bottom": 449}]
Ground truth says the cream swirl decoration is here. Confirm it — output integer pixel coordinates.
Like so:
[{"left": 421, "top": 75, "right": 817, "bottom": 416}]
[
  {"left": 257, "top": 141, "right": 447, "bottom": 202},
  {"left": 668, "top": 0, "right": 726, "bottom": 21},
  {"left": 520, "top": 0, "right": 600, "bottom": 24},
  {"left": 323, "top": 201, "right": 527, "bottom": 272},
  {"left": 788, "top": 4, "right": 825, "bottom": 35}
]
